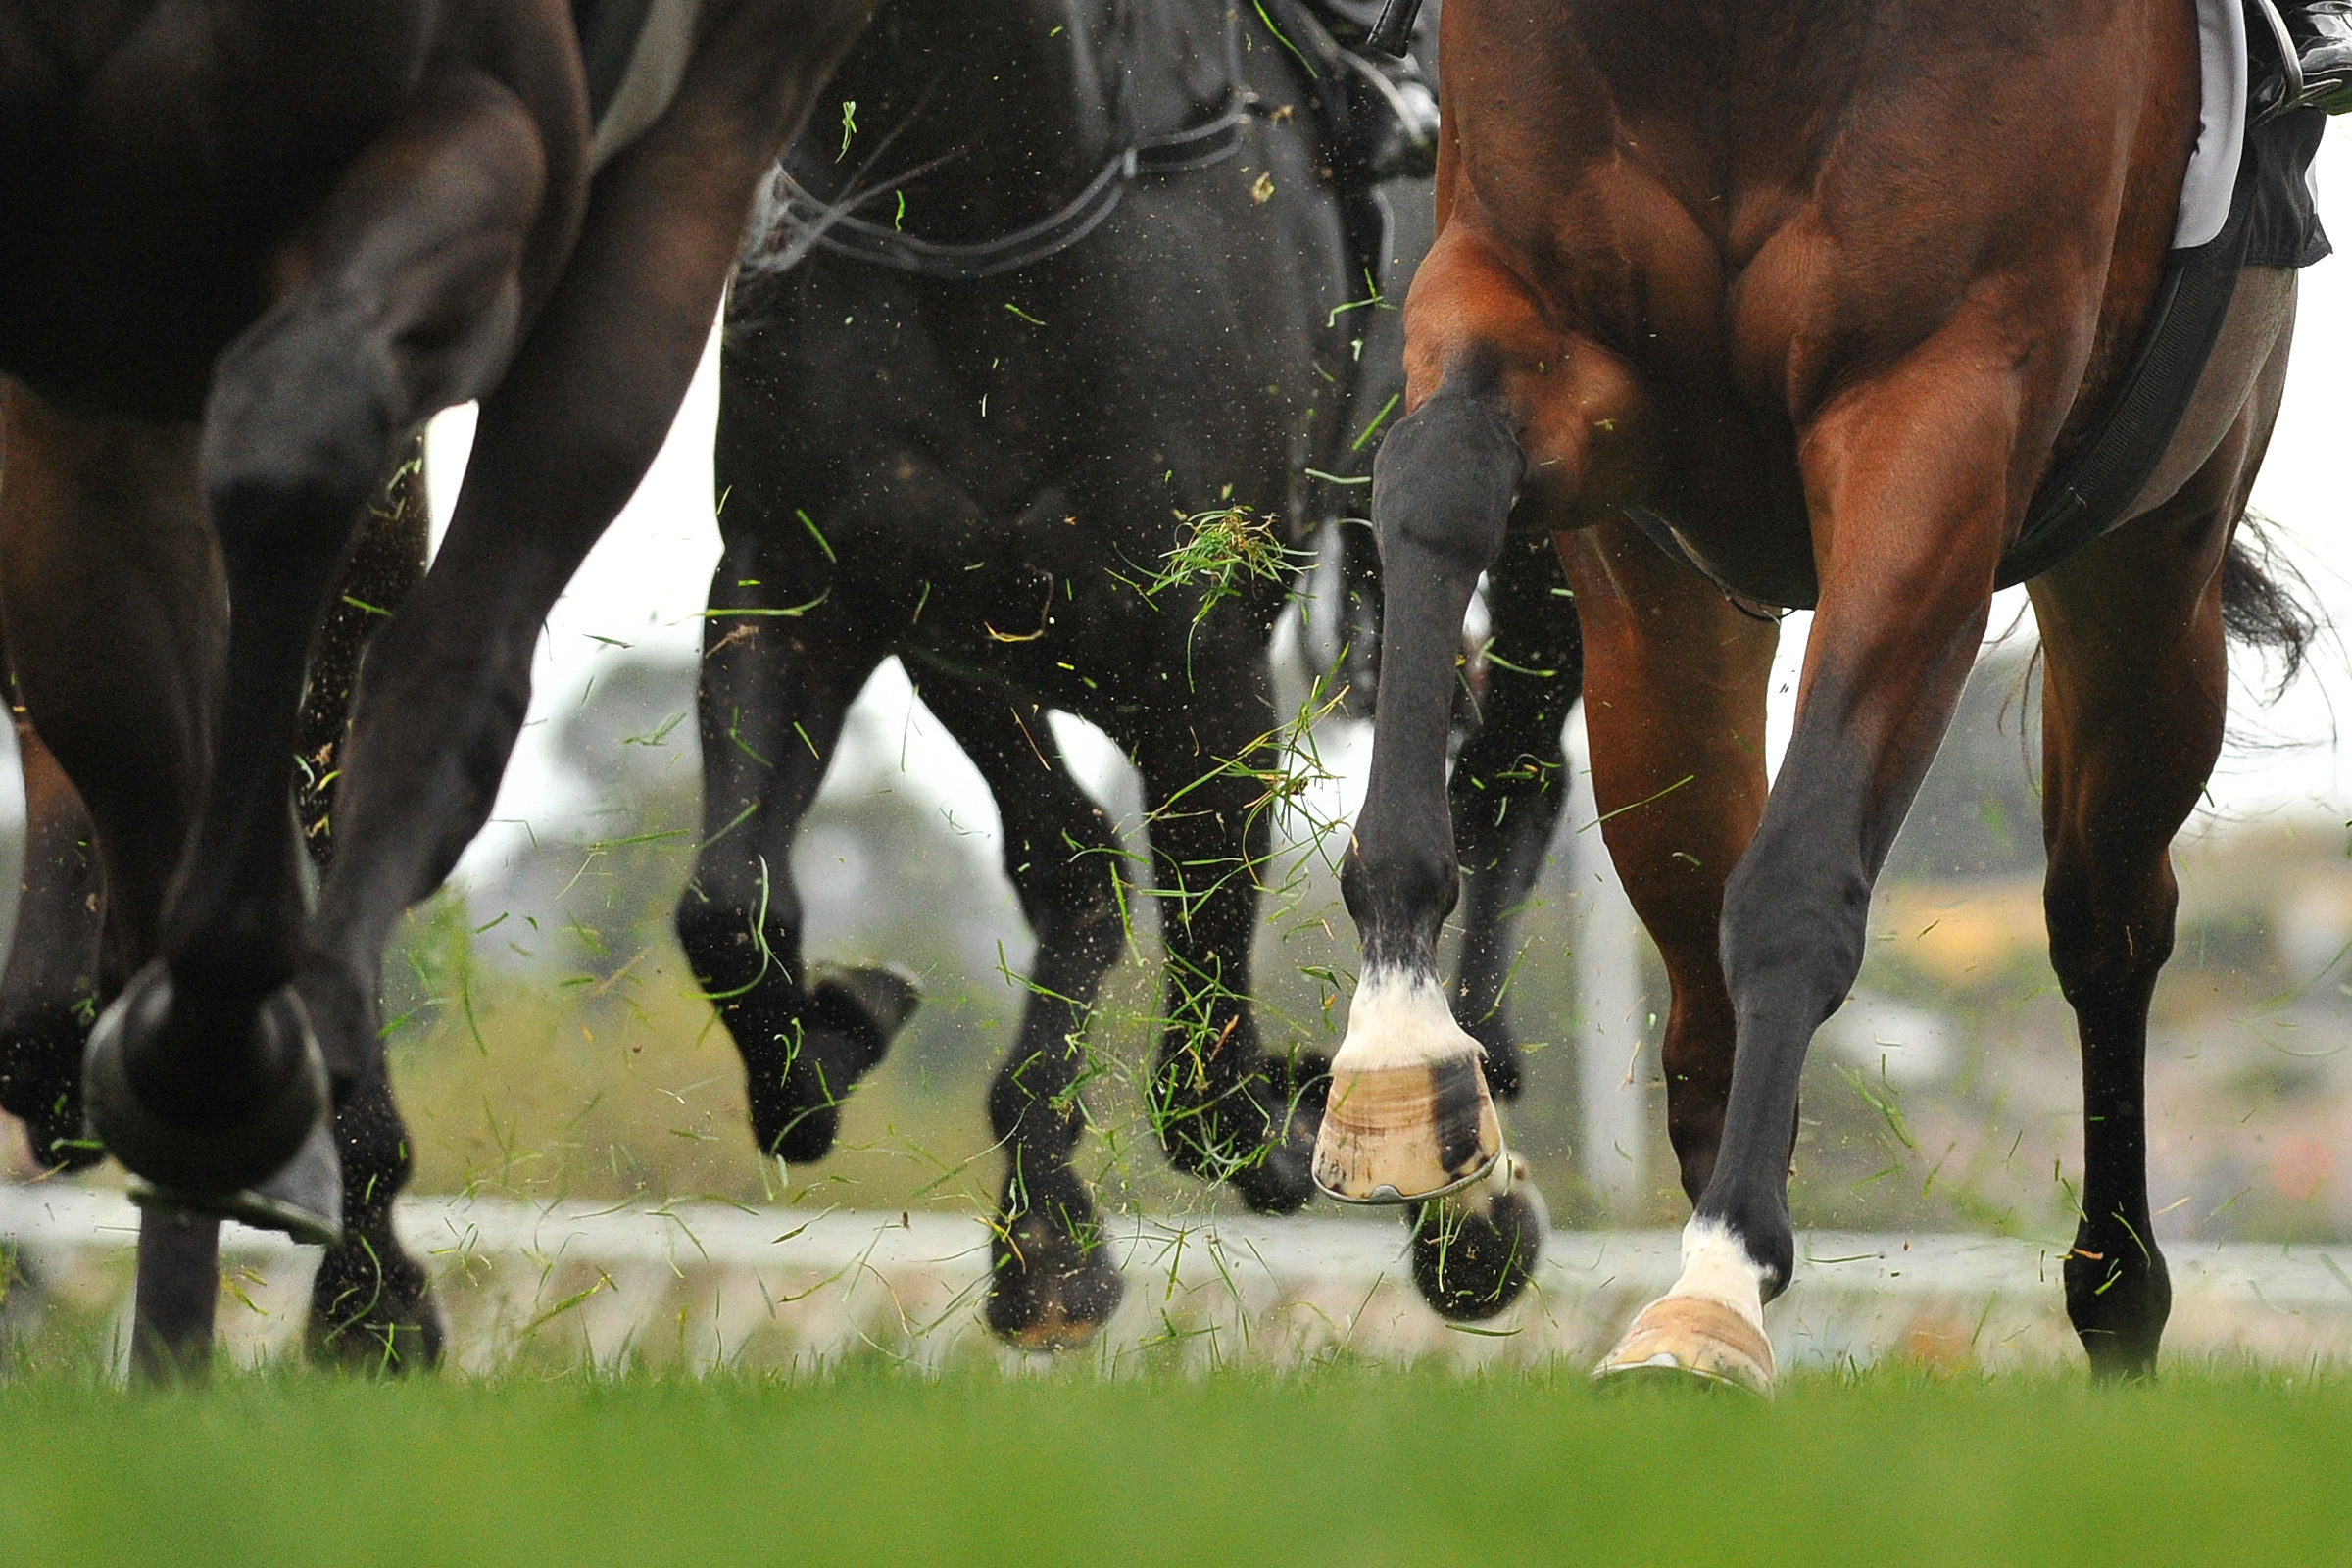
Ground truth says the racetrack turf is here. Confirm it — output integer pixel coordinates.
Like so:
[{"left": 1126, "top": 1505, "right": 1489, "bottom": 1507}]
[{"left": 2, "top": 1363, "right": 2345, "bottom": 1565}]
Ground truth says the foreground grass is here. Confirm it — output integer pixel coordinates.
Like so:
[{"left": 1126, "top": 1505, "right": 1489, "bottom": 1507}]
[{"left": 2, "top": 1363, "right": 2345, "bottom": 1565}]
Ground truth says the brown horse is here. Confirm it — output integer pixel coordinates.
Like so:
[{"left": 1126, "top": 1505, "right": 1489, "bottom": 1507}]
[
  {"left": 0, "top": 0, "right": 868, "bottom": 1374},
  {"left": 1322, "top": 0, "right": 2320, "bottom": 1386}
]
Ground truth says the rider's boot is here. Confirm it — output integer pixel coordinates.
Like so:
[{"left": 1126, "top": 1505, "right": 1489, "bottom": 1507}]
[
  {"left": 1301, "top": 0, "right": 1440, "bottom": 183},
  {"left": 2259, "top": 1, "right": 2352, "bottom": 117}
]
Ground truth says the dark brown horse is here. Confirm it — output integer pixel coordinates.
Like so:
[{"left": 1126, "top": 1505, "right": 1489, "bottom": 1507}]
[
  {"left": 1326, "top": 0, "right": 2320, "bottom": 1387},
  {"left": 0, "top": 0, "right": 868, "bottom": 1374}
]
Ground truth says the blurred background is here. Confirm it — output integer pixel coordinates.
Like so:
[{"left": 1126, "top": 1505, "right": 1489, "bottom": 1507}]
[{"left": 13, "top": 122, "right": 2352, "bottom": 1267}]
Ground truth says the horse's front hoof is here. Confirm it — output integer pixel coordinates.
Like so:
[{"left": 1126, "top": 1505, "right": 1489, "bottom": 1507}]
[
  {"left": 749, "top": 964, "right": 921, "bottom": 1163},
  {"left": 309, "top": 1238, "right": 445, "bottom": 1373},
  {"left": 1408, "top": 1152, "right": 1546, "bottom": 1320},
  {"left": 1312, "top": 1052, "right": 1501, "bottom": 1204},
  {"left": 987, "top": 1202, "right": 1125, "bottom": 1351},
  {"left": 85, "top": 964, "right": 328, "bottom": 1195},
  {"left": 127, "top": 1112, "right": 345, "bottom": 1247},
  {"left": 1593, "top": 1294, "right": 1775, "bottom": 1396}
]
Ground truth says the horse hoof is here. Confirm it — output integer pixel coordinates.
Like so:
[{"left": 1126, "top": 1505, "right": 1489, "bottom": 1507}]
[
  {"left": 1592, "top": 1294, "right": 1775, "bottom": 1396},
  {"left": 986, "top": 1207, "right": 1125, "bottom": 1351},
  {"left": 753, "top": 964, "right": 921, "bottom": 1162},
  {"left": 127, "top": 1112, "right": 345, "bottom": 1247},
  {"left": 85, "top": 965, "right": 328, "bottom": 1195},
  {"left": 309, "top": 1244, "right": 445, "bottom": 1373},
  {"left": 1408, "top": 1152, "right": 1546, "bottom": 1321},
  {"left": 1312, "top": 1053, "right": 1501, "bottom": 1204}
]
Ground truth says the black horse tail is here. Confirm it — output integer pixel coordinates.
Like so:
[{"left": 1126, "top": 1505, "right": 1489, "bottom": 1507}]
[{"left": 2221, "top": 509, "right": 2323, "bottom": 697}]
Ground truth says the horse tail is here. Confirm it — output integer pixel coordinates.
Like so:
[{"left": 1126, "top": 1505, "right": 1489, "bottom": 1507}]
[{"left": 2220, "top": 509, "right": 2323, "bottom": 697}]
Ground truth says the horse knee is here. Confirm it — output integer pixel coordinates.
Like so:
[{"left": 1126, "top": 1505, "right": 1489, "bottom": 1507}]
[{"left": 1371, "top": 382, "right": 1522, "bottom": 575}]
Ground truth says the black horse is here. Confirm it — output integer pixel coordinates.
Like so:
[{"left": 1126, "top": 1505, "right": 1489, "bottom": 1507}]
[
  {"left": 682, "top": 0, "right": 1571, "bottom": 1344},
  {"left": 0, "top": 0, "right": 870, "bottom": 1376}
]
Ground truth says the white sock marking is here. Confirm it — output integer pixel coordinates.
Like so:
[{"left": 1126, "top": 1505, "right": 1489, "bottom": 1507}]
[
  {"left": 1333, "top": 968, "right": 1485, "bottom": 1071},
  {"left": 1667, "top": 1216, "right": 1770, "bottom": 1335}
]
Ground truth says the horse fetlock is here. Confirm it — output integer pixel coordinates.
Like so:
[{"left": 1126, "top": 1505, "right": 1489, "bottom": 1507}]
[
  {"left": 1407, "top": 1152, "right": 1546, "bottom": 1321},
  {"left": 85, "top": 962, "right": 328, "bottom": 1196},
  {"left": 1313, "top": 968, "right": 1502, "bottom": 1203}
]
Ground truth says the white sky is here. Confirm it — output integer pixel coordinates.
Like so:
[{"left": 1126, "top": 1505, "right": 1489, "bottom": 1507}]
[{"left": 430, "top": 120, "right": 2352, "bottom": 884}]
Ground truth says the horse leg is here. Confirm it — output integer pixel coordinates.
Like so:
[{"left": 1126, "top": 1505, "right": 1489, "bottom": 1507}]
[
  {"left": 0, "top": 387, "right": 229, "bottom": 1372},
  {"left": 1398, "top": 535, "right": 1582, "bottom": 1319},
  {"left": 2029, "top": 413, "right": 2266, "bottom": 1377},
  {"left": 1446, "top": 529, "right": 1583, "bottom": 1099},
  {"left": 1596, "top": 338, "right": 2017, "bottom": 1392},
  {"left": 917, "top": 682, "right": 1128, "bottom": 1349},
  {"left": 130, "top": 1207, "right": 222, "bottom": 1384},
  {"left": 675, "top": 535, "right": 906, "bottom": 1165},
  {"left": 1136, "top": 689, "right": 1322, "bottom": 1215},
  {"left": 1320, "top": 368, "right": 1522, "bottom": 1203},
  {"left": 1553, "top": 519, "right": 1779, "bottom": 1209},
  {"left": 298, "top": 449, "right": 443, "bottom": 1372},
  {"left": 80, "top": 76, "right": 554, "bottom": 1217},
  {"left": 297, "top": 6, "right": 868, "bottom": 1224}
]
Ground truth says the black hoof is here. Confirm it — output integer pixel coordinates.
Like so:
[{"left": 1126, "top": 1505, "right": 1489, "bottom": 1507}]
[
  {"left": 1407, "top": 1154, "right": 1546, "bottom": 1321},
  {"left": 128, "top": 1113, "right": 345, "bottom": 1246},
  {"left": 84, "top": 963, "right": 327, "bottom": 1194},
  {"left": 987, "top": 1165, "right": 1124, "bottom": 1350},
  {"left": 1226, "top": 1048, "right": 1330, "bottom": 1216},
  {"left": 748, "top": 964, "right": 918, "bottom": 1163},
  {"left": 2066, "top": 1232, "right": 2170, "bottom": 1383},
  {"left": 308, "top": 1236, "right": 445, "bottom": 1373}
]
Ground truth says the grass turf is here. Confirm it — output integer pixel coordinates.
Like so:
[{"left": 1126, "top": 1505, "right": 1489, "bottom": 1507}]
[{"left": 2, "top": 1364, "right": 2346, "bottom": 1566}]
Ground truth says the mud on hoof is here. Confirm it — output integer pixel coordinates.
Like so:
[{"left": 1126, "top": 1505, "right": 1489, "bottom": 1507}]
[
  {"left": 1594, "top": 1295, "right": 1775, "bottom": 1396},
  {"left": 0, "top": 1010, "right": 103, "bottom": 1172},
  {"left": 746, "top": 964, "right": 919, "bottom": 1163},
  {"left": 987, "top": 1164, "right": 1124, "bottom": 1350},
  {"left": 1407, "top": 1152, "right": 1545, "bottom": 1321},
  {"left": 308, "top": 1233, "right": 445, "bottom": 1372},
  {"left": 84, "top": 963, "right": 327, "bottom": 1194}
]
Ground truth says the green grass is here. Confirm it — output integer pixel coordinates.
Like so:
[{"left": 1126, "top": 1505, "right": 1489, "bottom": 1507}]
[{"left": 3, "top": 1364, "right": 2348, "bottom": 1566}]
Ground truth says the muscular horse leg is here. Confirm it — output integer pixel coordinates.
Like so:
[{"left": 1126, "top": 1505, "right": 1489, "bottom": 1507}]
[
  {"left": 1599, "top": 340, "right": 2015, "bottom": 1391},
  {"left": 918, "top": 680, "right": 1128, "bottom": 1348},
  {"left": 2031, "top": 446, "right": 2254, "bottom": 1377},
  {"left": 1556, "top": 518, "right": 1777, "bottom": 1206},
  {"left": 1138, "top": 690, "right": 1322, "bottom": 1216},
  {"left": 675, "top": 535, "right": 907, "bottom": 1165},
  {"left": 82, "top": 76, "right": 551, "bottom": 1214},
  {"left": 301, "top": 5, "right": 869, "bottom": 1234},
  {"left": 0, "top": 390, "right": 223, "bottom": 1372},
  {"left": 1321, "top": 364, "right": 1521, "bottom": 1203}
]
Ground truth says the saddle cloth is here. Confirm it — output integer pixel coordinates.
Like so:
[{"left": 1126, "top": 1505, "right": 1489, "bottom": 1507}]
[{"left": 572, "top": 0, "right": 704, "bottom": 173}]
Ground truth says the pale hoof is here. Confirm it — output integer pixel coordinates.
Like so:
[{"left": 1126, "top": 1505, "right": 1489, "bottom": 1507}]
[
  {"left": 1312, "top": 1053, "right": 1501, "bottom": 1203},
  {"left": 1593, "top": 1294, "right": 1775, "bottom": 1396}
]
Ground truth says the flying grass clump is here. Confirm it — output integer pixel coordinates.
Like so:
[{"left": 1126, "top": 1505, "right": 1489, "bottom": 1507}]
[{"left": 1146, "top": 505, "right": 1306, "bottom": 629}]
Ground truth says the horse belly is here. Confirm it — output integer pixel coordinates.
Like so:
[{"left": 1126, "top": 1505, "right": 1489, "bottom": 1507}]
[{"left": 2112, "top": 269, "right": 2296, "bottom": 525}]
